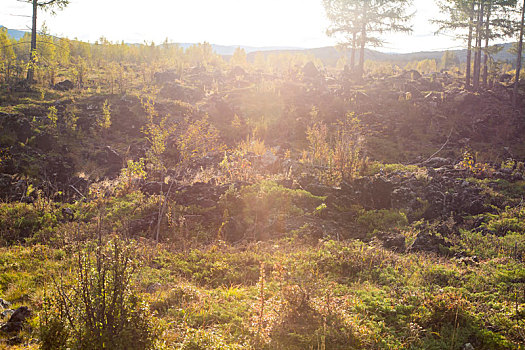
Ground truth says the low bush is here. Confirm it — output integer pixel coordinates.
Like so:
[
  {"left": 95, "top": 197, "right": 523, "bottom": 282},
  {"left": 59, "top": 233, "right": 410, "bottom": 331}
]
[
  {"left": 40, "top": 239, "right": 161, "bottom": 350},
  {"left": 357, "top": 209, "right": 408, "bottom": 235}
]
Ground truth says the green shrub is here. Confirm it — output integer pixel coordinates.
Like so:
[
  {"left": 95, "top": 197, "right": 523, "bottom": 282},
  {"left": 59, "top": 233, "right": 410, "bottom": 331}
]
[
  {"left": 481, "top": 206, "right": 525, "bottom": 235},
  {"left": 357, "top": 209, "right": 408, "bottom": 235},
  {"left": 178, "top": 327, "right": 246, "bottom": 350},
  {"left": 422, "top": 265, "right": 461, "bottom": 287},
  {"left": 458, "top": 229, "right": 525, "bottom": 259},
  {"left": 362, "top": 161, "right": 421, "bottom": 176},
  {"left": 171, "top": 247, "right": 261, "bottom": 288},
  {"left": 150, "top": 284, "right": 201, "bottom": 316},
  {"left": 0, "top": 203, "right": 58, "bottom": 245},
  {"left": 312, "top": 240, "right": 397, "bottom": 283},
  {"left": 420, "top": 291, "right": 472, "bottom": 329},
  {"left": 40, "top": 239, "right": 160, "bottom": 350},
  {"left": 220, "top": 181, "right": 324, "bottom": 238}
]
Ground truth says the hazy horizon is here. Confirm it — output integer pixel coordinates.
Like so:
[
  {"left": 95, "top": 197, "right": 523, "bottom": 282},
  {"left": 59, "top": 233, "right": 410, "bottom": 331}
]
[{"left": 0, "top": 0, "right": 509, "bottom": 53}]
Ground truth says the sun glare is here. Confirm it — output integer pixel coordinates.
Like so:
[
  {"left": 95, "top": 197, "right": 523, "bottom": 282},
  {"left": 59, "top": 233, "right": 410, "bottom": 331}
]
[
  {"left": 2, "top": 0, "right": 460, "bottom": 51},
  {"left": 0, "top": 0, "right": 524, "bottom": 348}
]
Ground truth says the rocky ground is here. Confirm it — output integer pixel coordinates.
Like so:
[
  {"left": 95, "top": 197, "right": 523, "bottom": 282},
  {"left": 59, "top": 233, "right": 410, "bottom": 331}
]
[{"left": 0, "top": 64, "right": 524, "bottom": 348}]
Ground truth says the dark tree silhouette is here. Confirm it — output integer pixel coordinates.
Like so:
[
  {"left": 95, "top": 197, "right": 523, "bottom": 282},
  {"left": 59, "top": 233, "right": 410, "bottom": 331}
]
[
  {"left": 23, "top": 0, "right": 69, "bottom": 82},
  {"left": 323, "top": 0, "right": 413, "bottom": 77}
]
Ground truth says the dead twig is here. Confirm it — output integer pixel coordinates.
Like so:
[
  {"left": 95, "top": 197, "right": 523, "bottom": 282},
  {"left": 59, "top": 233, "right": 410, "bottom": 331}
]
[
  {"left": 417, "top": 128, "right": 454, "bottom": 166},
  {"left": 156, "top": 182, "right": 174, "bottom": 243}
]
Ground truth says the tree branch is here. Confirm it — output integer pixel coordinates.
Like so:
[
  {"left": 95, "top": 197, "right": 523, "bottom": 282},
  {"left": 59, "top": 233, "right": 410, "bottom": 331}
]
[{"left": 38, "top": 0, "right": 58, "bottom": 6}]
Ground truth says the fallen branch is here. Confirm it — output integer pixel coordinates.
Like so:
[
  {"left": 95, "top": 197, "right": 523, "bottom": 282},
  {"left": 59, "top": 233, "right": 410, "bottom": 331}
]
[{"left": 417, "top": 128, "right": 454, "bottom": 166}]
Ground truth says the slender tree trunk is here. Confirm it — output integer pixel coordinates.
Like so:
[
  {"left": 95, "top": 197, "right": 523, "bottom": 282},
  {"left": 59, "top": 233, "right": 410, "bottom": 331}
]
[
  {"left": 357, "top": 2, "right": 368, "bottom": 78},
  {"left": 477, "top": 2, "right": 484, "bottom": 84},
  {"left": 513, "top": 0, "right": 525, "bottom": 109},
  {"left": 473, "top": 1, "right": 484, "bottom": 91},
  {"left": 482, "top": 2, "right": 491, "bottom": 87},
  {"left": 350, "top": 31, "right": 357, "bottom": 68},
  {"left": 466, "top": 0, "right": 475, "bottom": 89},
  {"left": 26, "top": 0, "right": 38, "bottom": 82},
  {"left": 472, "top": 2, "right": 479, "bottom": 89},
  {"left": 358, "top": 30, "right": 365, "bottom": 77}
]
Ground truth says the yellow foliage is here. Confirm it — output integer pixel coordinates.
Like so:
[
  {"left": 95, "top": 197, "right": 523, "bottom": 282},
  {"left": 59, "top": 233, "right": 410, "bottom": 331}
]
[{"left": 177, "top": 115, "right": 225, "bottom": 162}]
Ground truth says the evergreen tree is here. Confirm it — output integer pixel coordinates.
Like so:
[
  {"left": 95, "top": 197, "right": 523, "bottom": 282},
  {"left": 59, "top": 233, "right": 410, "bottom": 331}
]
[
  {"left": 24, "top": 0, "right": 69, "bottom": 82},
  {"left": 324, "top": 0, "right": 361, "bottom": 70},
  {"left": 434, "top": 0, "right": 517, "bottom": 89},
  {"left": 0, "top": 27, "right": 16, "bottom": 84},
  {"left": 323, "top": 0, "right": 413, "bottom": 77},
  {"left": 231, "top": 47, "right": 248, "bottom": 68},
  {"left": 253, "top": 52, "right": 267, "bottom": 71},
  {"left": 0, "top": 28, "right": 15, "bottom": 62},
  {"left": 440, "top": 50, "right": 460, "bottom": 70}
]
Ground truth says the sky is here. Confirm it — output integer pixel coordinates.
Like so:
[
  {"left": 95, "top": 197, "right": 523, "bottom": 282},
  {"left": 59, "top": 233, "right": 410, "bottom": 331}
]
[{"left": 1, "top": 0, "right": 470, "bottom": 53}]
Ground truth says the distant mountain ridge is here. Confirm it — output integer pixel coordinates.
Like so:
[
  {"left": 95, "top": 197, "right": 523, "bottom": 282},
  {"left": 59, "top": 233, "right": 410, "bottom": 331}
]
[
  {"left": 247, "top": 43, "right": 517, "bottom": 66},
  {"left": 174, "top": 43, "right": 302, "bottom": 56},
  {"left": 0, "top": 26, "right": 27, "bottom": 40},
  {"left": 0, "top": 26, "right": 301, "bottom": 56},
  {"left": 1, "top": 25, "right": 516, "bottom": 66}
]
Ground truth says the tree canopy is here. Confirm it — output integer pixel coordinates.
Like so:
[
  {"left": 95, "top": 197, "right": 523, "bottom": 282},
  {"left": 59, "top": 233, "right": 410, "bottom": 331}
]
[
  {"left": 323, "top": 0, "right": 413, "bottom": 76},
  {"left": 25, "top": 0, "right": 70, "bottom": 82}
]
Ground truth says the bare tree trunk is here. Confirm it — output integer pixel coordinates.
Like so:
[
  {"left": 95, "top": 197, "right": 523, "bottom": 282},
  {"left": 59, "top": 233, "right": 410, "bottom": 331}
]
[
  {"left": 466, "top": 0, "right": 475, "bottom": 89},
  {"left": 357, "top": 2, "right": 368, "bottom": 78},
  {"left": 26, "top": 0, "right": 38, "bottom": 82},
  {"left": 482, "top": 2, "right": 492, "bottom": 87},
  {"left": 350, "top": 31, "right": 357, "bottom": 68},
  {"left": 473, "top": 1, "right": 484, "bottom": 91},
  {"left": 472, "top": 2, "right": 480, "bottom": 89},
  {"left": 358, "top": 30, "right": 365, "bottom": 77},
  {"left": 513, "top": 0, "right": 525, "bottom": 109}
]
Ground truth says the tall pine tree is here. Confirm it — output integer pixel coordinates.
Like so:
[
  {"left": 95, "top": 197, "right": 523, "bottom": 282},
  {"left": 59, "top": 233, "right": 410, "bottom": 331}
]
[
  {"left": 24, "top": 0, "right": 69, "bottom": 83},
  {"left": 434, "top": 0, "right": 516, "bottom": 89},
  {"left": 323, "top": 0, "right": 413, "bottom": 78}
]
